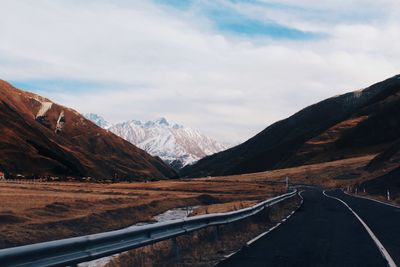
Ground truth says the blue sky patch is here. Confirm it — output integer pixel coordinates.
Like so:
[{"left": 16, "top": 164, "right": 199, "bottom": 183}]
[
  {"left": 153, "top": 0, "right": 193, "bottom": 10},
  {"left": 212, "top": 12, "right": 315, "bottom": 39},
  {"left": 9, "top": 79, "right": 115, "bottom": 94},
  {"left": 153, "top": 0, "right": 320, "bottom": 40}
]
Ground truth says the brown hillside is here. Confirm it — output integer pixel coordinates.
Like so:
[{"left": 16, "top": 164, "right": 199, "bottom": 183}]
[{"left": 0, "top": 80, "right": 176, "bottom": 180}]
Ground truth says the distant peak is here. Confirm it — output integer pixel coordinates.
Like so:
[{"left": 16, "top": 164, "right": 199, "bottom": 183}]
[
  {"left": 85, "top": 113, "right": 101, "bottom": 119},
  {"left": 127, "top": 119, "right": 142, "bottom": 125},
  {"left": 172, "top": 123, "right": 183, "bottom": 129},
  {"left": 155, "top": 117, "right": 169, "bottom": 126},
  {"left": 84, "top": 113, "right": 111, "bottom": 128}
]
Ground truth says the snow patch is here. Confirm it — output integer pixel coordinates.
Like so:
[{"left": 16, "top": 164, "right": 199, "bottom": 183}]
[
  {"left": 55, "top": 111, "right": 65, "bottom": 134},
  {"left": 36, "top": 102, "right": 53, "bottom": 118},
  {"left": 353, "top": 88, "right": 365, "bottom": 98}
]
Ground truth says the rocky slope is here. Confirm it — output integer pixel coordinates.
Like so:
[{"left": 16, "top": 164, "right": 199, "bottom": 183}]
[
  {"left": 181, "top": 75, "right": 400, "bottom": 177},
  {"left": 0, "top": 80, "right": 176, "bottom": 180},
  {"left": 85, "top": 115, "right": 228, "bottom": 169}
]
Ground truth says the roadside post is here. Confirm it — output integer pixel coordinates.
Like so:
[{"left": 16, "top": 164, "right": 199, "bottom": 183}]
[
  {"left": 286, "top": 176, "right": 289, "bottom": 192},
  {"left": 171, "top": 237, "right": 181, "bottom": 263}
]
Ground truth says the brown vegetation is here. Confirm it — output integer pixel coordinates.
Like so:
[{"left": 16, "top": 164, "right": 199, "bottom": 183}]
[
  {"left": 1, "top": 153, "right": 394, "bottom": 250},
  {"left": 102, "top": 194, "right": 301, "bottom": 267},
  {"left": 0, "top": 80, "right": 176, "bottom": 180},
  {"left": 0, "top": 178, "right": 286, "bottom": 249}
]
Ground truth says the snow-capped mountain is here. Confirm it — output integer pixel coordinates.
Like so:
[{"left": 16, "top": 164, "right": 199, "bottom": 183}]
[
  {"left": 84, "top": 113, "right": 112, "bottom": 129},
  {"left": 84, "top": 114, "right": 230, "bottom": 169}
]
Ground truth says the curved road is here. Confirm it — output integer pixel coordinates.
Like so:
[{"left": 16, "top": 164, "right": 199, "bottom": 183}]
[
  {"left": 328, "top": 189, "right": 400, "bottom": 265},
  {"left": 218, "top": 190, "right": 394, "bottom": 267}
]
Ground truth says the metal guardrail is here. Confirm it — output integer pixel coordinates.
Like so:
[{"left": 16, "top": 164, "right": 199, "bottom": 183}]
[
  {"left": 0, "top": 190, "right": 297, "bottom": 267},
  {"left": 0, "top": 179, "right": 46, "bottom": 185}
]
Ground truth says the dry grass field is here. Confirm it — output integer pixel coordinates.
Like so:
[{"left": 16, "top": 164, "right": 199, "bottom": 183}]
[
  {"left": 0, "top": 178, "right": 285, "bottom": 249},
  {"left": 102, "top": 196, "right": 301, "bottom": 267},
  {"left": 0, "top": 154, "right": 391, "bottom": 249}
]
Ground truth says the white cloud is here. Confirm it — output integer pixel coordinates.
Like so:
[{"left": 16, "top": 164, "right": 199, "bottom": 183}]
[{"left": 1, "top": 0, "right": 400, "bottom": 143}]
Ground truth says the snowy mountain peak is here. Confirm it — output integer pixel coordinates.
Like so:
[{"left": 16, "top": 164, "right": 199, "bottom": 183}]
[
  {"left": 172, "top": 123, "right": 183, "bottom": 129},
  {"left": 127, "top": 120, "right": 142, "bottom": 126},
  {"left": 84, "top": 113, "right": 112, "bottom": 129},
  {"left": 85, "top": 114, "right": 230, "bottom": 169},
  {"left": 155, "top": 117, "right": 169, "bottom": 126}
]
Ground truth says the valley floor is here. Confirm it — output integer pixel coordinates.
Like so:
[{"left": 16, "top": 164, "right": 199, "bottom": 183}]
[
  {"left": 0, "top": 178, "right": 284, "bottom": 249},
  {"left": 0, "top": 154, "right": 395, "bottom": 249}
]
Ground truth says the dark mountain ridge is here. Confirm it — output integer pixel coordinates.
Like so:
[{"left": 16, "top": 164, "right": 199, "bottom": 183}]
[{"left": 182, "top": 75, "right": 400, "bottom": 177}]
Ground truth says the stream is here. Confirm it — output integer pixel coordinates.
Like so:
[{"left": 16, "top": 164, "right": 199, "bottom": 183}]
[{"left": 78, "top": 205, "right": 199, "bottom": 267}]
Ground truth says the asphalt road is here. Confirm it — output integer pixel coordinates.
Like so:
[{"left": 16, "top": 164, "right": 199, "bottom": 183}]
[
  {"left": 218, "top": 190, "right": 389, "bottom": 267},
  {"left": 328, "top": 189, "right": 400, "bottom": 265}
]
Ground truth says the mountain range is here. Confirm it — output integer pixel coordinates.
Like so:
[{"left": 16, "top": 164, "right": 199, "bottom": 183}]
[
  {"left": 181, "top": 75, "right": 400, "bottom": 178},
  {"left": 1, "top": 74, "right": 399, "bottom": 186},
  {"left": 84, "top": 114, "right": 229, "bottom": 169},
  {"left": 0, "top": 80, "right": 176, "bottom": 180}
]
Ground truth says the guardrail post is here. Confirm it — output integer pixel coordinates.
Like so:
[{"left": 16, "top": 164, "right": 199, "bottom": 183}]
[
  {"left": 214, "top": 225, "right": 220, "bottom": 241},
  {"left": 286, "top": 176, "right": 289, "bottom": 192},
  {"left": 171, "top": 237, "right": 180, "bottom": 263}
]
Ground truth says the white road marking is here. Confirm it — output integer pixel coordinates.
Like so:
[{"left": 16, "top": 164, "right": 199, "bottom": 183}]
[
  {"left": 323, "top": 190, "right": 396, "bottom": 267},
  {"left": 343, "top": 190, "right": 400, "bottom": 209},
  {"left": 224, "top": 250, "right": 240, "bottom": 259},
  {"left": 246, "top": 229, "right": 272, "bottom": 246},
  {"left": 221, "top": 191, "right": 304, "bottom": 264},
  {"left": 245, "top": 191, "right": 304, "bottom": 246}
]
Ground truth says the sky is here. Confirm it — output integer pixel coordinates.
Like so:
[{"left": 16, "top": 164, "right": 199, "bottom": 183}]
[{"left": 1, "top": 0, "right": 400, "bottom": 143}]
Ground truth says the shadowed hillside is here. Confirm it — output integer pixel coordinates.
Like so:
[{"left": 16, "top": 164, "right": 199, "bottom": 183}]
[{"left": 182, "top": 75, "right": 400, "bottom": 177}]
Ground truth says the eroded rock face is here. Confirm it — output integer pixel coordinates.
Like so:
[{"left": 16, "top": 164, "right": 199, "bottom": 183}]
[
  {"left": 0, "top": 80, "right": 177, "bottom": 180},
  {"left": 55, "top": 111, "right": 65, "bottom": 134}
]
